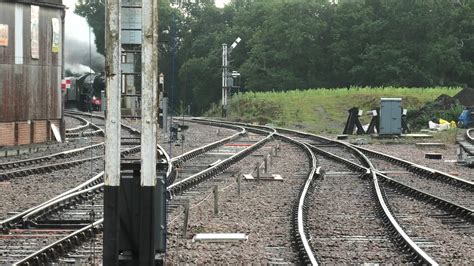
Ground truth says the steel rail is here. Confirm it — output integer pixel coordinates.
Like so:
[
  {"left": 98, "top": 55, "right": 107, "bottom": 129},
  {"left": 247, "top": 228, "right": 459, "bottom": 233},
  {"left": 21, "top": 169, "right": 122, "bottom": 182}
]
[
  {"left": 167, "top": 127, "right": 274, "bottom": 197},
  {"left": 194, "top": 120, "right": 438, "bottom": 265},
  {"left": 306, "top": 142, "right": 437, "bottom": 265},
  {"left": 13, "top": 146, "right": 169, "bottom": 265},
  {"left": 0, "top": 146, "right": 139, "bottom": 229},
  {"left": 23, "top": 183, "right": 105, "bottom": 224},
  {"left": 14, "top": 219, "right": 104, "bottom": 266},
  {"left": 264, "top": 125, "right": 473, "bottom": 190},
  {"left": 64, "top": 113, "right": 104, "bottom": 137},
  {"left": 186, "top": 119, "right": 321, "bottom": 264},
  {"left": 64, "top": 110, "right": 141, "bottom": 136},
  {"left": 270, "top": 127, "right": 473, "bottom": 221},
  {"left": 6, "top": 126, "right": 248, "bottom": 236},
  {"left": 0, "top": 143, "right": 104, "bottom": 170},
  {"left": 64, "top": 114, "right": 90, "bottom": 133},
  {"left": 11, "top": 117, "right": 259, "bottom": 264},
  {"left": 171, "top": 121, "right": 246, "bottom": 167},
  {"left": 353, "top": 145, "right": 474, "bottom": 190},
  {"left": 291, "top": 141, "right": 319, "bottom": 265},
  {"left": 375, "top": 172, "right": 473, "bottom": 222},
  {"left": 0, "top": 172, "right": 104, "bottom": 230},
  {"left": 466, "top": 128, "right": 474, "bottom": 144},
  {"left": 5, "top": 111, "right": 163, "bottom": 264},
  {"left": 8, "top": 121, "right": 247, "bottom": 229},
  {"left": 0, "top": 156, "right": 102, "bottom": 182},
  {"left": 12, "top": 119, "right": 315, "bottom": 264},
  {"left": 1, "top": 145, "right": 151, "bottom": 227},
  {"left": 275, "top": 128, "right": 439, "bottom": 265}
]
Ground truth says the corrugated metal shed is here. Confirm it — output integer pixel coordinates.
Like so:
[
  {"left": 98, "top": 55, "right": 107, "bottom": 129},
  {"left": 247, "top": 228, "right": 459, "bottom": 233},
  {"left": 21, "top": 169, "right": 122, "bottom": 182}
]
[{"left": 0, "top": 0, "right": 65, "bottom": 146}]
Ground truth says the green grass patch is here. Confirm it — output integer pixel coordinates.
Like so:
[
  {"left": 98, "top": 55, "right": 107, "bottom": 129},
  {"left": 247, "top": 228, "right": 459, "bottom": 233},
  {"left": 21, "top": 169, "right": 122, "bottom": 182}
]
[{"left": 207, "top": 87, "right": 462, "bottom": 134}]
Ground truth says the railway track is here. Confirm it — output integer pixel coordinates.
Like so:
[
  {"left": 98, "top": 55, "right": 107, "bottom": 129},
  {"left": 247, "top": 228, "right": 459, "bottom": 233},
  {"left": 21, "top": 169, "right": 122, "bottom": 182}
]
[
  {"left": 2, "top": 117, "right": 472, "bottom": 264},
  {"left": 166, "top": 122, "right": 317, "bottom": 264},
  {"left": 0, "top": 111, "right": 142, "bottom": 183},
  {"left": 359, "top": 148, "right": 473, "bottom": 209},
  {"left": 0, "top": 118, "right": 272, "bottom": 264},
  {"left": 272, "top": 126, "right": 434, "bottom": 264},
  {"left": 274, "top": 127, "right": 472, "bottom": 264},
  {"left": 192, "top": 119, "right": 473, "bottom": 264},
  {"left": 64, "top": 114, "right": 104, "bottom": 138},
  {"left": 467, "top": 128, "right": 474, "bottom": 144}
]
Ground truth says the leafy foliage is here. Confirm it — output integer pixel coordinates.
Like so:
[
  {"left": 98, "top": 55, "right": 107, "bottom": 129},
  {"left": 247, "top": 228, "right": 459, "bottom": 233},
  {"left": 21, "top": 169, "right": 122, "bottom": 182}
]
[{"left": 75, "top": 0, "right": 474, "bottom": 114}]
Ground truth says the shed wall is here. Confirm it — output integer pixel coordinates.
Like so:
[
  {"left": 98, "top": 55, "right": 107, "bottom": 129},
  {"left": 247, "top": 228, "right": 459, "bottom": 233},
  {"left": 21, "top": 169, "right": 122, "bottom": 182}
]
[{"left": 0, "top": 2, "right": 63, "bottom": 122}]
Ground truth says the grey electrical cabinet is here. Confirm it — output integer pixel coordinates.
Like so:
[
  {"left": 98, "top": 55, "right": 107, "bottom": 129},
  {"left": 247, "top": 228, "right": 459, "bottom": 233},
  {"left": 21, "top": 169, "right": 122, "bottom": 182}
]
[{"left": 379, "top": 98, "right": 402, "bottom": 135}]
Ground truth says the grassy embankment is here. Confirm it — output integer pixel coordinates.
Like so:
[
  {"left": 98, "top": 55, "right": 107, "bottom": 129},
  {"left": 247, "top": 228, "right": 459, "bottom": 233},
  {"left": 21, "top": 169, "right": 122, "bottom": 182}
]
[{"left": 207, "top": 87, "right": 462, "bottom": 134}]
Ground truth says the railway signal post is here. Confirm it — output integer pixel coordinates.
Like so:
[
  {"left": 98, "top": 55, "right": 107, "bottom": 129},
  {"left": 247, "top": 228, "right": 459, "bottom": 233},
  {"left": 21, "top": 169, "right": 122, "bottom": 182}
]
[
  {"left": 104, "top": 0, "right": 164, "bottom": 264},
  {"left": 221, "top": 37, "right": 241, "bottom": 117},
  {"left": 103, "top": 0, "right": 122, "bottom": 263}
]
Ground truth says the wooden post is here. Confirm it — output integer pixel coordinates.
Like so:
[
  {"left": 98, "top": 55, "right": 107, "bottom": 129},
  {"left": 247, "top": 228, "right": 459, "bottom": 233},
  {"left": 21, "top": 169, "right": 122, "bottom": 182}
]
[
  {"left": 236, "top": 175, "right": 241, "bottom": 197},
  {"left": 264, "top": 156, "right": 268, "bottom": 173},
  {"left": 14, "top": 122, "right": 18, "bottom": 146},
  {"left": 30, "top": 121, "right": 34, "bottom": 144},
  {"left": 256, "top": 163, "right": 260, "bottom": 180},
  {"left": 182, "top": 199, "right": 190, "bottom": 238},
  {"left": 47, "top": 120, "right": 51, "bottom": 140},
  {"left": 213, "top": 185, "right": 219, "bottom": 215}
]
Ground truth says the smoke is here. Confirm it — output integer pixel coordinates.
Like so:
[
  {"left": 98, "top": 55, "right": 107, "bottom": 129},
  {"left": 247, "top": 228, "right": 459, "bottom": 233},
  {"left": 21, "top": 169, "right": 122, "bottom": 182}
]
[
  {"left": 66, "top": 63, "right": 95, "bottom": 75},
  {"left": 63, "top": 0, "right": 104, "bottom": 74}
]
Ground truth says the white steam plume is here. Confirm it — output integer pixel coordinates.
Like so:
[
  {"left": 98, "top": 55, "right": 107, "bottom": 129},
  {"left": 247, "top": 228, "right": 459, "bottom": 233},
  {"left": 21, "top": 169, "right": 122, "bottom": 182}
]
[{"left": 63, "top": 0, "right": 104, "bottom": 74}]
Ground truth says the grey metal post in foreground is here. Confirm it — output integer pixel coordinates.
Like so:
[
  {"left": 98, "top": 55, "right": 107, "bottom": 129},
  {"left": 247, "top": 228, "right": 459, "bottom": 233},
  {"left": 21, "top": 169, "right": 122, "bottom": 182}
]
[
  {"left": 139, "top": 0, "right": 159, "bottom": 263},
  {"left": 103, "top": 0, "right": 121, "bottom": 263}
]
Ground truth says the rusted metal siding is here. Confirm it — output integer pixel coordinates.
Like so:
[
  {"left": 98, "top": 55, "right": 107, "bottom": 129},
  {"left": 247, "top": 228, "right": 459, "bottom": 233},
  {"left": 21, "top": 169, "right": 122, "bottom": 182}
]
[{"left": 0, "top": 1, "right": 63, "bottom": 122}]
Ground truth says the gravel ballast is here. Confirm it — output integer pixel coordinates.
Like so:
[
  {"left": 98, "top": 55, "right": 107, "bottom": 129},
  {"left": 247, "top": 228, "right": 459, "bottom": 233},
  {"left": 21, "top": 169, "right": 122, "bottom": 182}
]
[
  {"left": 165, "top": 140, "right": 308, "bottom": 264},
  {"left": 308, "top": 155, "right": 409, "bottom": 264},
  {"left": 361, "top": 143, "right": 473, "bottom": 182},
  {"left": 0, "top": 160, "right": 104, "bottom": 220}
]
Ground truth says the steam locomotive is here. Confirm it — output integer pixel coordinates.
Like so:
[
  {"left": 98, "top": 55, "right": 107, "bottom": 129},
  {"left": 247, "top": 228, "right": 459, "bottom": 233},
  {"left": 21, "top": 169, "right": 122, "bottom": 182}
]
[{"left": 62, "top": 73, "right": 105, "bottom": 111}]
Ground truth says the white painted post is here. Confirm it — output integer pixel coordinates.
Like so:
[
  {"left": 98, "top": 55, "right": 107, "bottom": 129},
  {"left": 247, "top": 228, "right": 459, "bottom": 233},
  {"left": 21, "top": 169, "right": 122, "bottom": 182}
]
[
  {"left": 103, "top": 0, "right": 121, "bottom": 262},
  {"left": 104, "top": 0, "right": 121, "bottom": 188},
  {"left": 140, "top": 0, "right": 158, "bottom": 187}
]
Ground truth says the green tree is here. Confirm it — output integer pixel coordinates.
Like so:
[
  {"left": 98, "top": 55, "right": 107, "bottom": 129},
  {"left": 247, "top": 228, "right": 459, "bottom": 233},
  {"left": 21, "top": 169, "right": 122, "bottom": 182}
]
[{"left": 75, "top": 0, "right": 105, "bottom": 55}]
